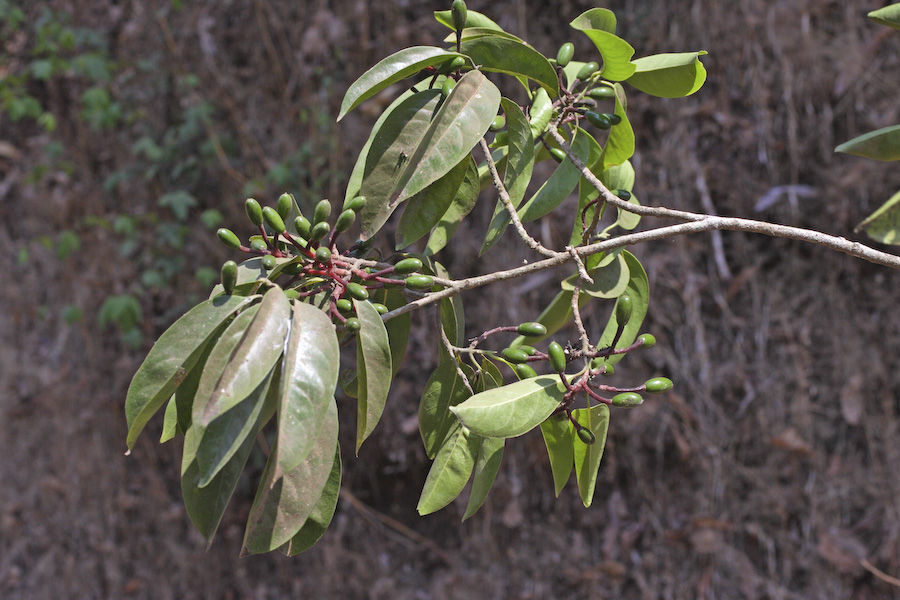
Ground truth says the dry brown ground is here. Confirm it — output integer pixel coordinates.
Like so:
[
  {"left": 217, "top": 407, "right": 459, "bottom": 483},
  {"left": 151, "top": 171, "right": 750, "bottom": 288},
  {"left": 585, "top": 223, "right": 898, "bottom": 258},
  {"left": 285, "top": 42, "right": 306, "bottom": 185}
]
[{"left": 1, "top": 1, "right": 899, "bottom": 598}]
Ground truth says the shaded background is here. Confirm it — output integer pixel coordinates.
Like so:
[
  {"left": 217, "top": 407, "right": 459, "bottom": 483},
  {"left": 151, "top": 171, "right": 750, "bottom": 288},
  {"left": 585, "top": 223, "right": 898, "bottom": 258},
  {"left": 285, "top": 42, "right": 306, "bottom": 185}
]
[{"left": 2, "top": 0, "right": 899, "bottom": 598}]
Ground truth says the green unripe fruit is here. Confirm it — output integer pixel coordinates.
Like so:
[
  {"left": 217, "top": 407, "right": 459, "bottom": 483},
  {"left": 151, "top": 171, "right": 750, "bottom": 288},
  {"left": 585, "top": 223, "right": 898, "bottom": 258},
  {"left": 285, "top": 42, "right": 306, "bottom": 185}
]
[
  {"left": 450, "top": 56, "right": 467, "bottom": 70},
  {"left": 576, "top": 61, "right": 599, "bottom": 80},
  {"left": 393, "top": 257, "right": 423, "bottom": 274},
  {"left": 335, "top": 209, "right": 356, "bottom": 232},
  {"left": 405, "top": 275, "right": 434, "bottom": 291},
  {"left": 245, "top": 198, "right": 263, "bottom": 226},
  {"left": 615, "top": 293, "right": 633, "bottom": 325},
  {"left": 293, "top": 215, "right": 311, "bottom": 238},
  {"left": 576, "top": 427, "right": 596, "bottom": 444},
  {"left": 645, "top": 377, "right": 673, "bottom": 393},
  {"left": 441, "top": 78, "right": 455, "bottom": 97},
  {"left": 221, "top": 260, "right": 237, "bottom": 294},
  {"left": 556, "top": 42, "right": 574, "bottom": 67},
  {"left": 310, "top": 221, "right": 331, "bottom": 242},
  {"left": 490, "top": 115, "right": 506, "bottom": 131},
  {"left": 517, "top": 322, "right": 548, "bottom": 337},
  {"left": 284, "top": 289, "right": 300, "bottom": 300},
  {"left": 313, "top": 199, "right": 332, "bottom": 224},
  {"left": 262, "top": 207, "right": 286, "bottom": 233},
  {"left": 605, "top": 113, "right": 622, "bottom": 125},
  {"left": 547, "top": 341, "right": 566, "bottom": 372},
  {"left": 315, "top": 247, "right": 332, "bottom": 263},
  {"left": 549, "top": 147, "right": 567, "bottom": 163},
  {"left": 217, "top": 228, "right": 241, "bottom": 249},
  {"left": 371, "top": 303, "right": 388, "bottom": 315},
  {"left": 276, "top": 193, "right": 293, "bottom": 219},
  {"left": 501, "top": 347, "right": 530, "bottom": 363},
  {"left": 344, "top": 317, "right": 361, "bottom": 331},
  {"left": 518, "top": 345, "right": 537, "bottom": 356},
  {"left": 493, "top": 130, "right": 508, "bottom": 146},
  {"left": 250, "top": 238, "right": 267, "bottom": 252},
  {"left": 614, "top": 189, "right": 632, "bottom": 200},
  {"left": 587, "top": 86, "right": 616, "bottom": 99},
  {"left": 347, "top": 196, "right": 366, "bottom": 212},
  {"left": 261, "top": 254, "right": 277, "bottom": 270},
  {"left": 611, "top": 392, "right": 643, "bottom": 407},
  {"left": 515, "top": 364, "right": 538, "bottom": 379},
  {"left": 585, "top": 110, "right": 611, "bottom": 129},
  {"left": 451, "top": 0, "right": 467, "bottom": 31},
  {"left": 345, "top": 282, "right": 369, "bottom": 301},
  {"left": 638, "top": 333, "right": 656, "bottom": 348},
  {"left": 336, "top": 298, "right": 353, "bottom": 313}
]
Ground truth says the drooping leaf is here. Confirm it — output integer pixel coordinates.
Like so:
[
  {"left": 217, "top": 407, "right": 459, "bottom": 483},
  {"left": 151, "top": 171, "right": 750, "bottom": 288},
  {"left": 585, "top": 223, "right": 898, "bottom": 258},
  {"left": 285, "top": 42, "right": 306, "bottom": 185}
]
[
  {"left": 355, "top": 299, "right": 393, "bottom": 453},
  {"left": 396, "top": 155, "right": 470, "bottom": 248},
  {"left": 540, "top": 414, "right": 575, "bottom": 496},
  {"left": 572, "top": 404, "right": 610, "bottom": 507},
  {"left": 434, "top": 9, "right": 503, "bottom": 32},
  {"left": 560, "top": 251, "right": 630, "bottom": 299},
  {"left": 173, "top": 323, "right": 223, "bottom": 434},
  {"left": 518, "top": 128, "right": 591, "bottom": 222},
  {"left": 597, "top": 251, "right": 649, "bottom": 364},
  {"left": 462, "top": 435, "right": 504, "bottom": 520},
  {"left": 337, "top": 46, "right": 462, "bottom": 121},
  {"left": 381, "top": 289, "right": 411, "bottom": 377},
  {"left": 569, "top": 8, "right": 617, "bottom": 34},
  {"left": 600, "top": 84, "right": 635, "bottom": 170},
  {"left": 478, "top": 357, "right": 504, "bottom": 391},
  {"left": 125, "top": 294, "right": 255, "bottom": 449},
  {"left": 835, "top": 124, "right": 900, "bottom": 162},
  {"left": 273, "top": 301, "right": 340, "bottom": 477},
  {"left": 626, "top": 52, "right": 708, "bottom": 98},
  {"left": 459, "top": 35, "right": 559, "bottom": 96},
  {"left": 242, "top": 398, "right": 339, "bottom": 555},
  {"left": 160, "top": 396, "right": 179, "bottom": 443},
  {"left": 869, "top": 4, "right": 900, "bottom": 29},
  {"left": 419, "top": 360, "right": 474, "bottom": 459},
  {"left": 425, "top": 156, "right": 480, "bottom": 255},
  {"left": 281, "top": 444, "right": 341, "bottom": 556},
  {"left": 451, "top": 376, "right": 567, "bottom": 438},
  {"left": 417, "top": 424, "right": 479, "bottom": 515},
  {"left": 856, "top": 189, "right": 900, "bottom": 245}
]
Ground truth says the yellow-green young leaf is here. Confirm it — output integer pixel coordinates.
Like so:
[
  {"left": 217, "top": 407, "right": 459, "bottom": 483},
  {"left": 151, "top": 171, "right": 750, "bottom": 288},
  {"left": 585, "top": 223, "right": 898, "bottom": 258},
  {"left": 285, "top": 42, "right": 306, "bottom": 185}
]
[
  {"left": 434, "top": 8, "right": 503, "bottom": 31},
  {"left": 462, "top": 435, "right": 504, "bottom": 520},
  {"left": 869, "top": 4, "right": 900, "bottom": 29},
  {"left": 626, "top": 52, "right": 708, "bottom": 98},
  {"left": 856, "top": 189, "right": 900, "bottom": 245},
  {"left": 195, "top": 287, "right": 290, "bottom": 426},
  {"left": 572, "top": 29, "right": 635, "bottom": 81},
  {"left": 835, "top": 124, "right": 900, "bottom": 162},
  {"left": 281, "top": 443, "right": 341, "bottom": 556},
  {"left": 396, "top": 155, "right": 470, "bottom": 249},
  {"left": 560, "top": 251, "right": 630, "bottom": 299},
  {"left": 451, "top": 376, "right": 567, "bottom": 438},
  {"left": 518, "top": 129, "right": 592, "bottom": 223},
  {"left": 601, "top": 84, "right": 635, "bottom": 170},
  {"left": 540, "top": 414, "right": 575, "bottom": 496},
  {"left": 417, "top": 425, "right": 479, "bottom": 515},
  {"left": 425, "top": 156, "right": 480, "bottom": 255},
  {"left": 572, "top": 404, "right": 610, "bottom": 507},
  {"left": 160, "top": 396, "right": 178, "bottom": 443},
  {"left": 355, "top": 299, "right": 393, "bottom": 453},
  {"left": 459, "top": 35, "right": 559, "bottom": 97},
  {"left": 125, "top": 293, "right": 255, "bottom": 449},
  {"left": 597, "top": 251, "right": 649, "bottom": 365},
  {"left": 242, "top": 399, "right": 338, "bottom": 555},
  {"left": 274, "top": 302, "right": 340, "bottom": 477},
  {"left": 509, "top": 288, "right": 590, "bottom": 347},
  {"left": 569, "top": 8, "right": 617, "bottom": 34},
  {"left": 419, "top": 361, "right": 474, "bottom": 459},
  {"left": 337, "top": 46, "right": 463, "bottom": 121}
]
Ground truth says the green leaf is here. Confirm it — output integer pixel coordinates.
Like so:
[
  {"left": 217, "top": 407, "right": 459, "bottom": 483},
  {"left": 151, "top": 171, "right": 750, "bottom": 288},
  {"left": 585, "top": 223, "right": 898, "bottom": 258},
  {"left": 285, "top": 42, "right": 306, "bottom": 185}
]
[
  {"left": 281, "top": 444, "right": 341, "bottom": 556},
  {"left": 174, "top": 322, "right": 223, "bottom": 434},
  {"left": 540, "top": 414, "right": 575, "bottom": 496},
  {"left": 195, "top": 287, "right": 290, "bottom": 426},
  {"left": 518, "top": 128, "right": 591, "bottom": 222},
  {"left": 459, "top": 36, "right": 559, "bottom": 96},
  {"left": 570, "top": 26, "right": 635, "bottom": 81},
  {"left": 434, "top": 9, "right": 503, "bottom": 32},
  {"left": 528, "top": 88, "right": 553, "bottom": 140},
  {"left": 160, "top": 396, "right": 179, "bottom": 443},
  {"left": 857, "top": 189, "right": 900, "bottom": 245},
  {"left": 242, "top": 398, "right": 339, "bottom": 554},
  {"left": 451, "top": 376, "right": 567, "bottom": 438},
  {"left": 835, "top": 124, "right": 900, "bottom": 162},
  {"left": 869, "top": 4, "right": 900, "bottom": 29},
  {"left": 381, "top": 289, "right": 411, "bottom": 377},
  {"left": 396, "top": 155, "right": 470, "bottom": 248},
  {"left": 419, "top": 360, "right": 474, "bottom": 459},
  {"left": 273, "top": 302, "right": 340, "bottom": 477},
  {"left": 569, "top": 128, "right": 606, "bottom": 245},
  {"left": 572, "top": 404, "right": 610, "bottom": 507},
  {"left": 442, "top": 27, "right": 523, "bottom": 44},
  {"left": 417, "top": 424, "right": 479, "bottom": 515},
  {"left": 125, "top": 294, "right": 255, "bottom": 449},
  {"left": 425, "top": 156, "right": 480, "bottom": 255},
  {"left": 462, "top": 435, "right": 504, "bottom": 520},
  {"left": 509, "top": 289, "right": 590, "bottom": 347},
  {"left": 601, "top": 84, "right": 635, "bottom": 170},
  {"left": 626, "top": 52, "right": 708, "bottom": 98},
  {"left": 569, "top": 8, "right": 617, "bottom": 34},
  {"left": 560, "top": 251, "right": 630, "bottom": 299},
  {"left": 478, "top": 357, "right": 504, "bottom": 391},
  {"left": 337, "top": 46, "right": 463, "bottom": 121},
  {"left": 355, "top": 299, "right": 393, "bottom": 453},
  {"left": 598, "top": 251, "right": 649, "bottom": 364}
]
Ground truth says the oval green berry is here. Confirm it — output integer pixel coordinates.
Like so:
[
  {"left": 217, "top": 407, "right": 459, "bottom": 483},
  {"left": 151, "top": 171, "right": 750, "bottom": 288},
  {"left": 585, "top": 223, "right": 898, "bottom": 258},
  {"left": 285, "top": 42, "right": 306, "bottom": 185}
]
[
  {"left": 489, "top": 115, "right": 506, "bottom": 131},
  {"left": 645, "top": 377, "right": 673, "bottom": 393},
  {"left": 518, "top": 345, "right": 537, "bottom": 356},
  {"left": 451, "top": 0, "right": 467, "bottom": 31},
  {"left": 585, "top": 110, "right": 612, "bottom": 129},
  {"left": 310, "top": 221, "right": 331, "bottom": 242},
  {"left": 250, "top": 238, "right": 267, "bottom": 252},
  {"left": 501, "top": 347, "right": 530, "bottom": 364},
  {"left": 405, "top": 275, "right": 434, "bottom": 291},
  {"left": 393, "top": 257, "right": 423, "bottom": 274},
  {"left": 590, "top": 357, "right": 614, "bottom": 375},
  {"left": 276, "top": 193, "right": 293, "bottom": 219},
  {"left": 517, "top": 322, "right": 547, "bottom": 337},
  {"left": 450, "top": 56, "right": 467, "bottom": 70},
  {"left": 605, "top": 113, "right": 622, "bottom": 125},
  {"left": 587, "top": 86, "right": 616, "bottom": 99},
  {"left": 556, "top": 42, "right": 574, "bottom": 68},
  {"left": 346, "top": 196, "right": 366, "bottom": 212},
  {"left": 371, "top": 303, "right": 388, "bottom": 315},
  {"left": 262, "top": 207, "right": 286, "bottom": 233},
  {"left": 576, "top": 427, "right": 596, "bottom": 444},
  {"left": 549, "top": 147, "right": 567, "bottom": 163},
  {"left": 611, "top": 392, "right": 643, "bottom": 407},
  {"left": 638, "top": 333, "right": 656, "bottom": 348},
  {"left": 220, "top": 260, "right": 237, "bottom": 294},
  {"left": 616, "top": 293, "right": 633, "bottom": 325},
  {"left": 313, "top": 199, "right": 332, "bottom": 224},
  {"left": 515, "top": 364, "right": 538, "bottom": 379},
  {"left": 336, "top": 298, "right": 353, "bottom": 313},
  {"left": 245, "top": 198, "right": 263, "bottom": 226},
  {"left": 576, "top": 61, "right": 599, "bottom": 80},
  {"left": 345, "top": 282, "right": 369, "bottom": 301},
  {"left": 261, "top": 254, "right": 277, "bottom": 270},
  {"left": 335, "top": 209, "right": 356, "bottom": 232},
  {"left": 547, "top": 341, "right": 566, "bottom": 372},
  {"left": 216, "top": 228, "right": 241, "bottom": 250},
  {"left": 315, "top": 246, "right": 332, "bottom": 263},
  {"left": 441, "top": 78, "right": 455, "bottom": 97},
  {"left": 615, "top": 189, "right": 632, "bottom": 200},
  {"left": 293, "top": 215, "right": 311, "bottom": 238},
  {"left": 344, "top": 317, "right": 361, "bottom": 331}
]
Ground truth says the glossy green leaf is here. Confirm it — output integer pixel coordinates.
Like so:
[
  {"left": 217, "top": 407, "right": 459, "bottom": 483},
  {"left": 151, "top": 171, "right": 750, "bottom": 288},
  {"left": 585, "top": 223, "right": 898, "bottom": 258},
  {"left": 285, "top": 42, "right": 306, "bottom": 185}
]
[
  {"left": 835, "top": 124, "right": 900, "bottom": 162},
  {"left": 417, "top": 424, "right": 479, "bottom": 515},
  {"left": 125, "top": 294, "right": 255, "bottom": 449},
  {"left": 337, "top": 46, "right": 462, "bottom": 121},
  {"left": 281, "top": 444, "right": 341, "bottom": 556},
  {"left": 381, "top": 289, "right": 411, "bottom": 377},
  {"left": 600, "top": 84, "right": 635, "bottom": 169},
  {"left": 355, "top": 298, "right": 393, "bottom": 453},
  {"left": 434, "top": 9, "right": 503, "bottom": 31},
  {"left": 274, "top": 301, "right": 340, "bottom": 476},
  {"left": 451, "top": 376, "right": 567, "bottom": 438},
  {"left": 572, "top": 404, "right": 610, "bottom": 507},
  {"left": 598, "top": 251, "right": 649, "bottom": 364},
  {"left": 160, "top": 396, "right": 178, "bottom": 443},
  {"left": 857, "top": 189, "right": 900, "bottom": 245},
  {"left": 242, "top": 399, "right": 338, "bottom": 554},
  {"left": 509, "top": 289, "right": 590, "bottom": 347},
  {"left": 173, "top": 324, "right": 223, "bottom": 434},
  {"left": 396, "top": 155, "right": 470, "bottom": 248},
  {"left": 462, "top": 435, "right": 504, "bottom": 520},
  {"left": 560, "top": 251, "right": 630, "bottom": 298},
  {"left": 195, "top": 287, "right": 290, "bottom": 426},
  {"left": 425, "top": 156, "right": 480, "bottom": 255},
  {"left": 626, "top": 52, "right": 708, "bottom": 98},
  {"left": 459, "top": 36, "right": 559, "bottom": 96},
  {"left": 569, "top": 8, "right": 617, "bottom": 34},
  {"left": 570, "top": 26, "right": 635, "bottom": 81},
  {"left": 869, "top": 4, "right": 900, "bottom": 29},
  {"left": 518, "top": 128, "right": 591, "bottom": 222},
  {"left": 419, "top": 361, "right": 474, "bottom": 459},
  {"left": 539, "top": 414, "right": 575, "bottom": 496}
]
